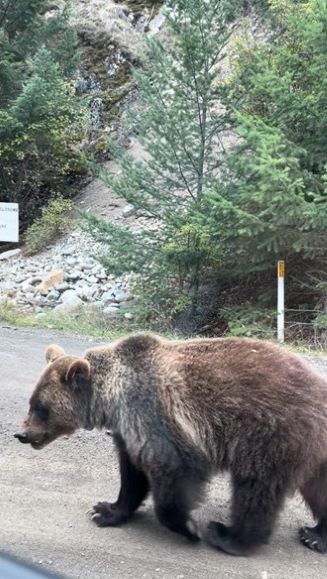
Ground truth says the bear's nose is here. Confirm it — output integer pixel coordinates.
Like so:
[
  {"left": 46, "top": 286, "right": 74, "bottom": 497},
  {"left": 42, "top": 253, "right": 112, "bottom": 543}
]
[{"left": 14, "top": 432, "right": 30, "bottom": 443}]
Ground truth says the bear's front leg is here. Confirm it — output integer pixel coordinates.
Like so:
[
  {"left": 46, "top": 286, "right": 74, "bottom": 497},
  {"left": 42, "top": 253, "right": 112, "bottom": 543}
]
[{"left": 91, "top": 434, "right": 149, "bottom": 527}]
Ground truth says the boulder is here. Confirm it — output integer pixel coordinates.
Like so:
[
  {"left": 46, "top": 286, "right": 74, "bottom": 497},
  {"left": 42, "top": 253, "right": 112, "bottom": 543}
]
[
  {"left": 36, "top": 270, "right": 64, "bottom": 296},
  {"left": 77, "top": 285, "right": 97, "bottom": 301},
  {"left": 47, "top": 289, "right": 60, "bottom": 301},
  {"left": 122, "top": 204, "right": 136, "bottom": 218},
  {"left": 124, "top": 312, "right": 134, "bottom": 321},
  {"left": 60, "top": 289, "right": 83, "bottom": 307},
  {"left": 103, "top": 305, "right": 120, "bottom": 316},
  {"left": 65, "top": 271, "right": 81, "bottom": 282},
  {"left": 61, "top": 246, "right": 75, "bottom": 256},
  {"left": 0, "top": 248, "right": 21, "bottom": 261}
]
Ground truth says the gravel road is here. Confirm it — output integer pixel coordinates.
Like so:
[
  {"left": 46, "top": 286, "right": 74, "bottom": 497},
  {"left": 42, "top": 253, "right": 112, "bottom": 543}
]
[{"left": 1, "top": 326, "right": 327, "bottom": 579}]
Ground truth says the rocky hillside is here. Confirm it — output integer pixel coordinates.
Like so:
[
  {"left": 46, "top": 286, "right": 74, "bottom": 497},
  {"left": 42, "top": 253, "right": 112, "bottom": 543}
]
[
  {"left": 0, "top": 0, "right": 165, "bottom": 319},
  {"left": 0, "top": 1, "right": 264, "bottom": 325}
]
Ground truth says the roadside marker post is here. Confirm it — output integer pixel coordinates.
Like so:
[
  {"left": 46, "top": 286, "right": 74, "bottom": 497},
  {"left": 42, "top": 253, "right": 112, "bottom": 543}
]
[
  {"left": 0, "top": 203, "right": 19, "bottom": 242},
  {"left": 277, "top": 260, "right": 285, "bottom": 343}
]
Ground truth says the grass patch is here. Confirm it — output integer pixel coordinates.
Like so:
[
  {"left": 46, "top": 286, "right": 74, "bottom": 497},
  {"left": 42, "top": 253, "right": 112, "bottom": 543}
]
[
  {"left": 0, "top": 301, "right": 39, "bottom": 328},
  {"left": 0, "top": 302, "right": 171, "bottom": 340},
  {"left": 0, "top": 301, "right": 326, "bottom": 353},
  {"left": 39, "top": 306, "right": 139, "bottom": 339},
  {"left": 283, "top": 342, "right": 327, "bottom": 356},
  {"left": 40, "top": 306, "right": 181, "bottom": 339}
]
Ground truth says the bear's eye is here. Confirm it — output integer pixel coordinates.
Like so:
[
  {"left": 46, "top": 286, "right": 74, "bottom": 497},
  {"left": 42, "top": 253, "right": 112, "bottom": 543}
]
[{"left": 33, "top": 403, "right": 49, "bottom": 422}]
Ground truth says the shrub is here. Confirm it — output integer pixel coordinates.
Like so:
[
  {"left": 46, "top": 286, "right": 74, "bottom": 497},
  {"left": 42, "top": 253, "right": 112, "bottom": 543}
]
[
  {"left": 24, "top": 196, "right": 73, "bottom": 255},
  {"left": 222, "top": 305, "right": 276, "bottom": 339}
]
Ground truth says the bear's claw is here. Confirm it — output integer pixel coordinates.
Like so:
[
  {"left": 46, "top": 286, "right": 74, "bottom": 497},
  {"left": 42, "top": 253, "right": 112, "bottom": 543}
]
[
  {"left": 90, "top": 501, "right": 129, "bottom": 527},
  {"left": 299, "top": 526, "right": 327, "bottom": 554}
]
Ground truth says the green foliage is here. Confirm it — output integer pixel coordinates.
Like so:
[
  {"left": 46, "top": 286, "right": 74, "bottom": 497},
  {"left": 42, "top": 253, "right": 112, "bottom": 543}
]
[
  {"left": 0, "top": 1, "right": 89, "bottom": 229},
  {"left": 83, "top": 211, "right": 190, "bottom": 330},
  {"left": 194, "top": 0, "right": 327, "bottom": 295},
  {"left": 314, "top": 313, "right": 327, "bottom": 330},
  {"left": 222, "top": 305, "right": 276, "bottom": 338},
  {"left": 88, "top": 0, "right": 326, "bottom": 332},
  {"left": 127, "top": 274, "right": 191, "bottom": 330},
  {"left": 83, "top": 211, "right": 157, "bottom": 275},
  {"left": 0, "top": 300, "right": 39, "bottom": 328},
  {"left": 232, "top": 0, "right": 327, "bottom": 194},
  {"left": 87, "top": 0, "right": 241, "bottom": 324},
  {"left": 24, "top": 196, "right": 73, "bottom": 254}
]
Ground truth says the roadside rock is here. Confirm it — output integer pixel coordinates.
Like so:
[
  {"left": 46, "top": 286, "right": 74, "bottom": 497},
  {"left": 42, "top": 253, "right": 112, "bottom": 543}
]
[
  {"left": 77, "top": 285, "right": 97, "bottom": 301},
  {"left": 122, "top": 204, "right": 136, "bottom": 218},
  {"left": 0, "top": 248, "right": 21, "bottom": 261},
  {"left": 54, "top": 282, "right": 70, "bottom": 293},
  {"left": 124, "top": 312, "right": 134, "bottom": 320},
  {"left": 21, "top": 282, "right": 35, "bottom": 293},
  {"left": 47, "top": 290, "right": 60, "bottom": 301},
  {"left": 100, "top": 289, "right": 117, "bottom": 305},
  {"left": 112, "top": 288, "right": 128, "bottom": 303},
  {"left": 61, "top": 246, "right": 76, "bottom": 256},
  {"left": 0, "top": 215, "right": 140, "bottom": 313},
  {"left": 60, "top": 289, "right": 83, "bottom": 307},
  {"left": 36, "top": 270, "right": 64, "bottom": 296},
  {"left": 65, "top": 271, "right": 81, "bottom": 282},
  {"left": 103, "top": 305, "right": 120, "bottom": 315}
]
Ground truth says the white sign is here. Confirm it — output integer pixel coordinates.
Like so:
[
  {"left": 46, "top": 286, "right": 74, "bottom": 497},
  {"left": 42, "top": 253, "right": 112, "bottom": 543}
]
[{"left": 0, "top": 202, "right": 19, "bottom": 242}]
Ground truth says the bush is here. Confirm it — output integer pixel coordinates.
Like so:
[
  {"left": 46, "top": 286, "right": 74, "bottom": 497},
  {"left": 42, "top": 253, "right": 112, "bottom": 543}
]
[
  {"left": 24, "top": 196, "right": 73, "bottom": 255},
  {"left": 222, "top": 305, "right": 276, "bottom": 339}
]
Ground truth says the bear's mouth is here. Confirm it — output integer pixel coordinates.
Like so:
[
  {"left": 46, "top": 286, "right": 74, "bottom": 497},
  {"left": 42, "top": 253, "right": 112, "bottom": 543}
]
[
  {"left": 30, "top": 433, "right": 53, "bottom": 450},
  {"left": 31, "top": 440, "right": 47, "bottom": 450}
]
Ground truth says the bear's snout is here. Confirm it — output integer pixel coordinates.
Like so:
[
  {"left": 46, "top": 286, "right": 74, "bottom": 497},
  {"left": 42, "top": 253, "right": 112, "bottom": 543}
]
[{"left": 14, "top": 432, "right": 30, "bottom": 444}]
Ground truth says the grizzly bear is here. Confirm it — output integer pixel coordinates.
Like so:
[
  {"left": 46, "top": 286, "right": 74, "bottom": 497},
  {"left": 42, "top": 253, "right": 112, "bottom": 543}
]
[{"left": 14, "top": 334, "right": 327, "bottom": 555}]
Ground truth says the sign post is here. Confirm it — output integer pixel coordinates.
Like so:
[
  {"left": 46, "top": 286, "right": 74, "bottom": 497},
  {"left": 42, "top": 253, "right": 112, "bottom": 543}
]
[
  {"left": 277, "top": 260, "right": 285, "bottom": 343},
  {"left": 0, "top": 203, "right": 19, "bottom": 242}
]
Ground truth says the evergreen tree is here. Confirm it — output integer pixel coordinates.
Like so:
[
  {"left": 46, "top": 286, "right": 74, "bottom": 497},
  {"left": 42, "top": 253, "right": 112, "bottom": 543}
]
[
  {"left": 195, "top": 0, "right": 327, "bottom": 306},
  {"left": 0, "top": 1, "right": 88, "bottom": 229},
  {"left": 86, "top": 0, "right": 240, "bottom": 316},
  {"left": 87, "top": 0, "right": 327, "bottom": 331}
]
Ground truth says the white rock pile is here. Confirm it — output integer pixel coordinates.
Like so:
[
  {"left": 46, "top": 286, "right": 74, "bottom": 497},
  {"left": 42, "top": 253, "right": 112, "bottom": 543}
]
[{"left": 0, "top": 229, "right": 134, "bottom": 318}]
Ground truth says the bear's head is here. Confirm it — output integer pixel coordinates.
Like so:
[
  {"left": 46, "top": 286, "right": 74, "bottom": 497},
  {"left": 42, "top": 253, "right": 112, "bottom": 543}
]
[{"left": 14, "top": 344, "right": 91, "bottom": 450}]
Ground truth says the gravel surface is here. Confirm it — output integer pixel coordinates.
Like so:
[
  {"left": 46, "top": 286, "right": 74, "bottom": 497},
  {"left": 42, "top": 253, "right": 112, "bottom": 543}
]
[{"left": 1, "top": 326, "right": 327, "bottom": 579}]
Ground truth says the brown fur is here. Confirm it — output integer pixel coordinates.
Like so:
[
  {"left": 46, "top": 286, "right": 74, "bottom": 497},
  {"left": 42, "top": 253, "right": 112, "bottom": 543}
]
[{"left": 15, "top": 334, "right": 327, "bottom": 555}]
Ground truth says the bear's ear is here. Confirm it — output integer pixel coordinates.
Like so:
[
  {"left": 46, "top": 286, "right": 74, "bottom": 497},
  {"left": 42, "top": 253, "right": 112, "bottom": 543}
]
[
  {"left": 46, "top": 344, "right": 65, "bottom": 364},
  {"left": 66, "top": 359, "right": 91, "bottom": 386}
]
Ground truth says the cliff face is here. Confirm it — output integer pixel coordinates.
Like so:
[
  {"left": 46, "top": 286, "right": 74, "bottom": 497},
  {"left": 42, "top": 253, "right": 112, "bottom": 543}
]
[{"left": 71, "top": 0, "right": 164, "bottom": 156}]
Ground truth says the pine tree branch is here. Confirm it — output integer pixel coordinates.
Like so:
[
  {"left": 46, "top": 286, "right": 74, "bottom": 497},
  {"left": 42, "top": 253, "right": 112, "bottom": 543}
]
[
  {"left": 0, "top": 0, "right": 16, "bottom": 29},
  {"left": 152, "top": 89, "right": 200, "bottom": 188},
  {"left": 208, "top": 26, "right": 236, "bottom": 71}
]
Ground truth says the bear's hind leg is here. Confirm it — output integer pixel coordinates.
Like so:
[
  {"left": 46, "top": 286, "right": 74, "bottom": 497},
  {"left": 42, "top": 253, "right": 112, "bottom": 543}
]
[
  {"left": 206, "top": 474, "right": 287, "bottom": 556},
  {"left": 92, "top": 434, "right": 149, "bottom": 527},
  {"left": 300, "top": 463, "right": 327, "bottom": 554}
]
